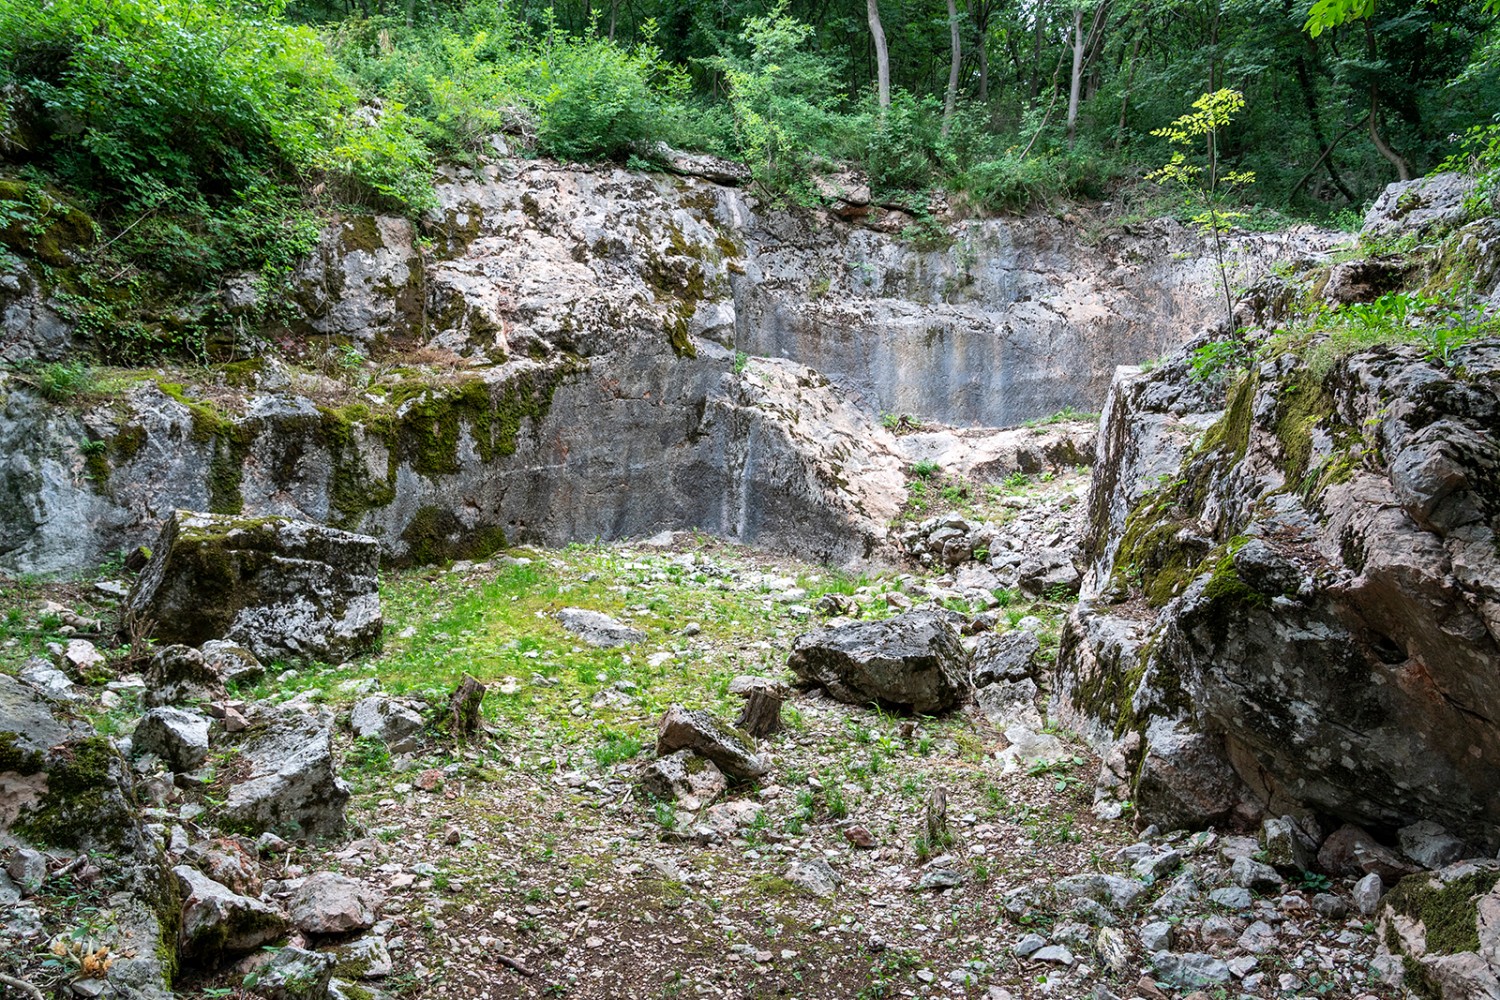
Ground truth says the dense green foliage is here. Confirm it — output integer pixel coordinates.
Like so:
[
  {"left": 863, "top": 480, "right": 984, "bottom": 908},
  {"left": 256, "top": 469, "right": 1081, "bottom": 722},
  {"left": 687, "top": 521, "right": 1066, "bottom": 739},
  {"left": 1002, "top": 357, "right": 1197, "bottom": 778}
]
[{"left": 0, "top": 0, "right": 1495, "bottom": 360}]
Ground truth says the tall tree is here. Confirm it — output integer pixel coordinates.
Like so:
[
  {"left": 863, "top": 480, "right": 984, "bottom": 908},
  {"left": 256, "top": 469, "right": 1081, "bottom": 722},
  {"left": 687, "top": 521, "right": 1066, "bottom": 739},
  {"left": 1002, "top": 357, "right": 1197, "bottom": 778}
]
[
  {"left": 868, "top": 0, "right": 891, "bottom": 107},
  {"left": 943, "top": 0, "right": 961, "bottom": 133}
]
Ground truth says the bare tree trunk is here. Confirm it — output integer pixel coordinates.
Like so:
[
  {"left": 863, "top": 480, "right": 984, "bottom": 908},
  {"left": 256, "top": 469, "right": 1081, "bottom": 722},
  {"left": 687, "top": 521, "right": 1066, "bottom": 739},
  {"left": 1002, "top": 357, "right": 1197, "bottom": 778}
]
[
  {"left": 1368, "top": 91, "right": 1411, "bottom": 181},
  {"left": 869, "top": 0, "right": 891, "bottom": 109},
  {"left": 943, "top": 0, "right": 962, "bottom": 135},
  {"left": 1066, "top": 8, "right": 1086, "bottom": 146},
  {"left": 1116, "top": 33, "right": 1141, "bottom": 149},
  {"left": 1030, "top": 6, "right": 1044, "bottom": 101},
  {"left": 447, "top": 674, "right": 487, "bottom": 738}
]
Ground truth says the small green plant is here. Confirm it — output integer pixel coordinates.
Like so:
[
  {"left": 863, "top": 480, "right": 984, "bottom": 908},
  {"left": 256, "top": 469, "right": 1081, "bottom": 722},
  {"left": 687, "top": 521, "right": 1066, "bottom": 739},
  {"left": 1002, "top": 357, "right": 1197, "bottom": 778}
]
[
  {"left": 592, "top": 729, "right": 643, "bottom": 768},
  {"left": 1148, "top": 89, "right": 1256, "bottom": 328},
  {"left": 1188, "top": 338, "right": 1252, "bottom": 385},
  {"left": 909, "top": 459, "right": 941, "bottom": 480},
  {"left": 733, "top": 351, "right": 749, "bottom": 374}
]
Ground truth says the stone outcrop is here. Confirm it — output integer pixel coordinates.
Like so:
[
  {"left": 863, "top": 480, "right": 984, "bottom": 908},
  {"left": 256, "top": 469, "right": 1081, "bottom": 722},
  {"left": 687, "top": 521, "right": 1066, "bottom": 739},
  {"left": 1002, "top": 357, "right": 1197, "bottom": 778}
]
[
  {"left": 1377, "top": 861, "right": 1500, "bottom": 999},
  {"left": 1054, "top": 177, "right": 1500, "bottom": 847},
  {"left": 128, "top": 511, "right": 382, "bottom": 662},
  {"left": 0, "top": 159, "right": 1346, "bottom": 578},
  {"left": 789, "top": 609, "right": 972, "bottom": 713}
]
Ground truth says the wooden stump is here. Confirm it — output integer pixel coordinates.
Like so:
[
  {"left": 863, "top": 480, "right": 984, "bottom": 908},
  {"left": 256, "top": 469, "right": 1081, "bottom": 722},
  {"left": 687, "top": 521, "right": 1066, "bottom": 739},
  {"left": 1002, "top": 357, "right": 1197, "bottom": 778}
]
[
  {"left": 925, "top": 787, "right": 951, "bottom": 851},
  {"left": 729, "top": 675, "right": 788, "bottom": 738},
  {"left": 447, "top": 673, "right": 487, "bottom": 737}
]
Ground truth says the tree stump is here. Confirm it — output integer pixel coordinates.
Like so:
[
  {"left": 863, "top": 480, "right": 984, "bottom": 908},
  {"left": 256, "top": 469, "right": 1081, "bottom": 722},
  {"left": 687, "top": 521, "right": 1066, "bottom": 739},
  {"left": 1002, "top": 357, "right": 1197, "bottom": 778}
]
[
  {"left": 925, "top": 787, "right": 951, "bottom": 851},
  {"left": 729, "top": 675, "right": 788, "bottom": 738},
  {"left": 447, "top": 674, "right": 487, "bottom": 737}
]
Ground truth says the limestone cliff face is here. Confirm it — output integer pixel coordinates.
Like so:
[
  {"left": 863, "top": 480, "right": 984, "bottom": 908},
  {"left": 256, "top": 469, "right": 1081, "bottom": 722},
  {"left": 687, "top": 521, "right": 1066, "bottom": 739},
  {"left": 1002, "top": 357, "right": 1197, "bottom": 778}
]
[
  {"left": 0, "top": 158, "right": 1332, "bottom": 575},
  {"left": 1055, "top": 209, "right": 1500, "bottom": 847}
]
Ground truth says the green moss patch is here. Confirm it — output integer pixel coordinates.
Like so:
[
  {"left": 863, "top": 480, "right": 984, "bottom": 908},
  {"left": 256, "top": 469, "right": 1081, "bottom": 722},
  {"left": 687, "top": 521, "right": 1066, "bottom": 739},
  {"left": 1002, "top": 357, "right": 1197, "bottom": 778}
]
[{"left": 1385, "top": 867, "right": 1500, "bottom": 957}]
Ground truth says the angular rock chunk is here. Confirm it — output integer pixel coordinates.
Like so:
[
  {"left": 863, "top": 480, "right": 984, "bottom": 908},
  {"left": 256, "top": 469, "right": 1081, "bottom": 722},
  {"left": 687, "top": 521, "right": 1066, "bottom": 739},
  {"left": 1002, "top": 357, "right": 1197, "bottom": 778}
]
[
  {"left": 1053, "top": 873, "right": 1147, "bottom": 913},
  {"left": 556, "top": 608, "right": 645, "bottom": 648},
  {"left": 784, "top": 859, "right": 841, "bottom": 898},
  {"left": 349, "top": 696, "right": 424, "bottom": 752},
  {"left": 133, "top": 706, "right": 210, "bottom": 773},
  {"left": 636, "top": 748, "right": 727, "bottom": 809},
  {"left": 144, "top": 644, "right": 225, "bottom": 707},
  {"left": 655, "top": 705, "right": 769, "bottom": 782},
  {"left": 1260, "top": 815, "right": 1314, "bottom": 872},
  {"left": 788, "top": 610, "right": 970, "bottom": 713},
  {"left": 971, "top": 630, "right": 1040, "bottom": 686},
  {"left": 201, "top": 640, "right": 265, "bottom": 686},
  {"left": 221, "top": 707, "right": 349, "bottom": 837},
  {"left": 0, "top": 675, "right": 143, "bottom": 853},
  {"left": 127, "top": 511, "right": 382, "bottom": 663},
  {"left": 289, "top": 873, "right": 381, "bottom": 935},
  {"left": 1398, "top": 820, "right": 1471, "bottom": 871},
  {"left": 251, "top": 945, "right": 337, "bottom": 1000},
  {"left": 175, "top": 865, "right": 288, "bottom": 960}
]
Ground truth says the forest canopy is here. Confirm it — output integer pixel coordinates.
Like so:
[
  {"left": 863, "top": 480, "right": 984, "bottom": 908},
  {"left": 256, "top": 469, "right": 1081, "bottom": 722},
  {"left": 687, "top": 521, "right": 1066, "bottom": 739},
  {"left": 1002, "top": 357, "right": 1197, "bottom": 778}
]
[{"left": 0, "top": 0, "right": 1495, "bottom": 358}]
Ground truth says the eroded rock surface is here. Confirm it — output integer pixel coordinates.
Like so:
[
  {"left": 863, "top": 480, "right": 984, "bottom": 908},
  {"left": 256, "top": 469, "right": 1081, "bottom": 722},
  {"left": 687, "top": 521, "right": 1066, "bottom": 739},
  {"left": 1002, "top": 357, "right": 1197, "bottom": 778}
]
[
  {"left": 789, "top": 609, "right": 971, "bottom": 713},
  {"left": 128, "top": 511, "right": 382, "bottom": 662}
]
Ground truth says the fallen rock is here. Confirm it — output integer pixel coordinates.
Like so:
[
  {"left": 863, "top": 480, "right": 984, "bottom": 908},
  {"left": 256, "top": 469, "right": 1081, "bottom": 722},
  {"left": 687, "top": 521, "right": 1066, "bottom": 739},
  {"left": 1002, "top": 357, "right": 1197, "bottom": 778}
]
[
  {"left": 144, "top": 644, "right": 225, "bottom": 707},
  {"left": 636, "top": 749, "right": 727, "bottom": 809},
  {"left": 1353, "top": 872, "right": 1384, "bottom": 916},
  {"left": 349, "top": 695, "right": 424, "bottom": 752},
  {"left": 654, "top": 705, "right": 769, "bottom": 782},
  {"left": 201, "top": 640, "right": 265, "bottom": 686},
  {"left": 1260, "top": 815, "right": 1314, "bottom": 872},
  {"left": 7, "top": 847, "right": 46, "bottom": 895},
  {"left": 1053, "top": 873, "right": 1146, "bottom": 912},
  {"left": 55, "top": 638, "right": 106, "bottom": 678},
  {"left": 784, "top": 859, "right": 841, "bottom": 898},
  {"left": 175, "top": 864, "right": 288, "bottom": 960},
  {"left": 1229, "top": 856, "right": 1283, "bottom": 894},
  {"left": 324, "top": 935, "right": 393, "bottom": 979},
  {"left": 18, "top": 657, "right": 81, "bottom": 702},
  {"left": 970, "top": 630, "right": 1040, "bottom": 686},
  {"left": 127, "top": 511, "right": 382, "bottom": 663},
  {"left": 556, "top": 608, "right": 645, "bottom": 648},
  {"left": 250, "top": 945, "right": 337, "bottom": 1000},
  {"left": 1398, "top": 820, "right": 1470, "bottom": 871},
  {"left": 289, "top": 873, "right": 381, "bottom": 935},
  {"left": 788, "top": 609, "right": 971, "bottom": 713},
  {"left": 0, "top": 674, "right": 144, "bottom": 853},
  {"left": 220, "top": 706, "right": 349, "bottom": 837},
  {"left": 1150, "top": 951, "right": 1232, "bottom": 989},
  {"left": 133, "top": 706, "right": 211, "bottom": 773}
]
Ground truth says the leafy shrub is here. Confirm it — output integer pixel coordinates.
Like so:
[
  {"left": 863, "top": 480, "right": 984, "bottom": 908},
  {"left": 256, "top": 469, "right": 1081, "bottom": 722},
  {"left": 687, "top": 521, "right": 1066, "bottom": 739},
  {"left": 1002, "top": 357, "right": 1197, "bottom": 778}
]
[
  {"left": 535, "top": 28, "right": 687, "bottom": 162},
  {"left": 961, "top": 154, "right": 1061, "bottom": 213},
  {"left": 863, "top": 91, "right": 944, "bottom": 195}
]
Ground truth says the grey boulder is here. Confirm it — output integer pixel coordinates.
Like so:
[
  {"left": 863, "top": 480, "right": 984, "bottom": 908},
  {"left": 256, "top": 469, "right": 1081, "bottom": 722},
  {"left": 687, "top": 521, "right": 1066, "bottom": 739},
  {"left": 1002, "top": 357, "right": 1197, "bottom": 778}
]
[
  {"left": 133, "top": 706, "right": 210, "bottom": 773},
  {"left": 175, "top": 865, "right": 288, "bottom": 960},
  {"left": 555, "top": 608, "right": 645, "bottom": 648},
  {"left": 128, "top": 511, "right": 382, "bottom": 663},
  {"left": 788, "top": 610, "right": 971, "bottom": 713},
  {"left": 349, "top": 695, "right": 424, "bottom": 752},
  {"left": 636, "top": 748, "right": 728, "bottom": 809},
  {"left": 289, "top": 872, "right": 381, "bottom": 935},
  {"left": 654, "top": 705, "right": 769, "bottom": 782},
  {"left": 221, "top": 707, "right": 349, "bottom": 837},
  {"left": 144, "top": 644, "right": 226, "bottom": 707}
]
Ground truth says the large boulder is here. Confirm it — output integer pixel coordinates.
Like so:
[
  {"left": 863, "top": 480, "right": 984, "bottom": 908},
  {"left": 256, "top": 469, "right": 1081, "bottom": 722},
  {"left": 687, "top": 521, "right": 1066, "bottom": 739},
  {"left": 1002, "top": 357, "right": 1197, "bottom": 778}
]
[
  {"left": 788, "top": 610, "right": 971, "bottom": 713},
  {"left": 654, "top": 706, "right": 769, "bottom": 783},
  {"left": 1055, "top": 336, "right": 1500, "bottom": 845},
  {"left": 0, "top": 674, "right": 143, "bottom": 854},
  {"left": 175, "top": 864, "right": 288, "bottom": 960},
  {"left": 127, "top": 511, "right": 382, "bottom": 663},
  {"left": 219, "top": 707, "right": 349, "bottom": 838}
]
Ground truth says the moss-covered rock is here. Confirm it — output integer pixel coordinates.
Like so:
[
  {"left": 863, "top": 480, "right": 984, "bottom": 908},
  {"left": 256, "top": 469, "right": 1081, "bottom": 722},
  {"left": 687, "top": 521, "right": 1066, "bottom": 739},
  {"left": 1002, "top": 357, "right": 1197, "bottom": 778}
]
[{"left": 127, "top": 510, "right": 382, "bottom": 662}]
